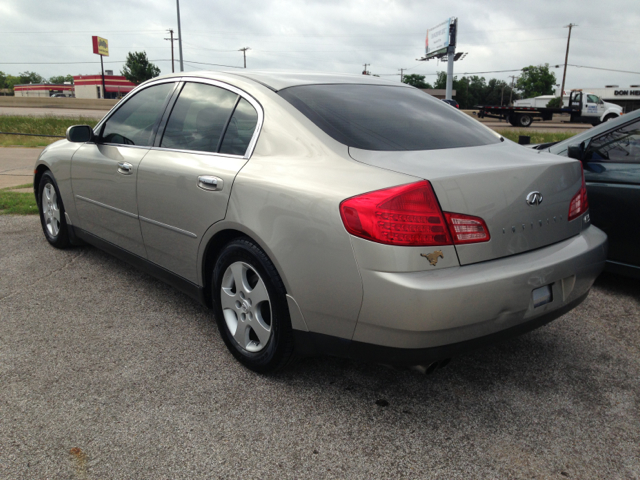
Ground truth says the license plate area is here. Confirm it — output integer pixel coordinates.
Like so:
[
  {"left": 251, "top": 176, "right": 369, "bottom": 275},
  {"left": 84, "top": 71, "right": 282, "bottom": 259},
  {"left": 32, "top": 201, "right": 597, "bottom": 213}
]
[{"left": 532, "top": 285, "right": 553, "bottom": 308}]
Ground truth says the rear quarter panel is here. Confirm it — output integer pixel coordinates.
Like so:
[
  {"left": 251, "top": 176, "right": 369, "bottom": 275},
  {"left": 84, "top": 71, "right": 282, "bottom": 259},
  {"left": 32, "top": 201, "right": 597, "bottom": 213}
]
[{"left": 223, "top": 92, "right": 418, "bottom": 339}]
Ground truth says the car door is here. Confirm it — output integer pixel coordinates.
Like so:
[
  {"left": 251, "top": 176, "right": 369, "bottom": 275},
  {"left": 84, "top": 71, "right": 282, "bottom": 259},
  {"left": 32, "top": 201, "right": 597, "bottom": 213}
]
[
  {"left": 136, "top": 80, "right": 262, "bottom": 283},
  {"left": 584, "top": 117, "right": 640, "bottom": 267},
  {"left": 71, "top": 81, "right": 177, "bottom": 257},
  {"left": 586, "top": 94, "right": 602, "bottom": 118}
]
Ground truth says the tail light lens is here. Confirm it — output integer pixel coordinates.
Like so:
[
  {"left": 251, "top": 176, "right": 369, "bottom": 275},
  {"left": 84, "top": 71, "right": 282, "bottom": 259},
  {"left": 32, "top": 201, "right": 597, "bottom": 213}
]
[
  {"left": 444, "top": 212, "right": 491, "bottom": 244},
  {"left": 568, "top": 165, "right": 589, "bottom": 221},
  {"left": 340, "top": 181, "right": 490, "bottom": 246}
]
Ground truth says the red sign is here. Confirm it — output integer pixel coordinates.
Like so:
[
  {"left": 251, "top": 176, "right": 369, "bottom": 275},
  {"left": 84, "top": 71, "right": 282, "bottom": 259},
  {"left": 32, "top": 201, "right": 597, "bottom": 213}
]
[{"left": 92, "top": 36, "right": 109, "bottom": 56}]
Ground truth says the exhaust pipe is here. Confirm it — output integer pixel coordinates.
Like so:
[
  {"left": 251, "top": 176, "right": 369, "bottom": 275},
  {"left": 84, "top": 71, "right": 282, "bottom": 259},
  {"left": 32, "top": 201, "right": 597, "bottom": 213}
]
[{"left": 410, "top": 358, "right": 451, "bottom": 375}]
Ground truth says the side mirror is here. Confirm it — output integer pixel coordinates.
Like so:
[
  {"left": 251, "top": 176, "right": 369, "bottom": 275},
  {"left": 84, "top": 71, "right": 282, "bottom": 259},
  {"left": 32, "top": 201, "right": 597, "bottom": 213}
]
[
  {"left": 66, "top": 125, "right": 94, "bottom": 143},
  {"left": 567, "top": 143, "right": 584, "bottom": 161}
]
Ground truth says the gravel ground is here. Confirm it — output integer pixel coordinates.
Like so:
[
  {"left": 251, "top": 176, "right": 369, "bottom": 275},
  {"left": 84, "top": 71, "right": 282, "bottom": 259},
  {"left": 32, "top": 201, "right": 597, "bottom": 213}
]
[{"left": 1, "top": 215, "right": 639, "bottom": 479}]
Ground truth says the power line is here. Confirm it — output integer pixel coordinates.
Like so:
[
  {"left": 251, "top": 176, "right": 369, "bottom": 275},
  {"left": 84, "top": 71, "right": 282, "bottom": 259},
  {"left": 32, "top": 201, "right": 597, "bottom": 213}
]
[
  {"left": 566, "top": 64, "right": 640, "bottom": 75},
  {"left": 182, "top": 60, "right": 244, "bottom": 69},
  {"left": 0, "top": 30, "right": 165, "bottom": 34},
  {"left": 0, "top": 59, "right": 173, "bottom": 65}
]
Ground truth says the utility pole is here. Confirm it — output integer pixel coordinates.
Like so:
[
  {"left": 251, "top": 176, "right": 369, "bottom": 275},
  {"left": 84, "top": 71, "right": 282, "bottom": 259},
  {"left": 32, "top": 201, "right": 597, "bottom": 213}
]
[
  {"left": 398, "top": 68, "right": 406, "bottom": 82},
  {"left": 508, "top": 75, "right": 518, "bottom": 105},
  {"left": 164, "top": 29, "right": 179, "bottom": 73},
  {"left": 560, "top": 23, "right": 577, "bottom": 106},
  {"left": 176, "top": 0, "right": 184, "bottom": 72},
  {"left": 238, "top": 47, "right": 250, "bottom": 68},
  {"left": 362, "top": 63, "right": 370, "bottom": 75}
]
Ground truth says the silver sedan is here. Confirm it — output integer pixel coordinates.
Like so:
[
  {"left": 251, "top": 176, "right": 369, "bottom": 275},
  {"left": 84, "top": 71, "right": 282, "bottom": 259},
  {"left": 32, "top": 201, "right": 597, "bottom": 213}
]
[{"left": 34, "top": 71, "right": 607, "bottom": 372}]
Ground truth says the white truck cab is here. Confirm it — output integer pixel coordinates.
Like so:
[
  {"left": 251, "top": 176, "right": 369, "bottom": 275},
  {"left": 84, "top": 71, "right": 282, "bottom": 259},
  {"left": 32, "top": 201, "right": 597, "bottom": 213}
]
[{"left": 567, "top": 90, "right": 622, "bottom": 123}]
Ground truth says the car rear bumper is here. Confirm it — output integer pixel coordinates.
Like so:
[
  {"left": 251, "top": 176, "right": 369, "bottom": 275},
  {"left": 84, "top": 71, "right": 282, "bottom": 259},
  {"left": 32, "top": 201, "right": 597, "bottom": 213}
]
[
  {"left": 294, "top": 226, "right": 606, "bottom": 364},
  {"left": 294, "top": 290, "right": 589, "bottom": 366},
  {"left": 350, "top": 225, "right": 606, "bottom": 351}
]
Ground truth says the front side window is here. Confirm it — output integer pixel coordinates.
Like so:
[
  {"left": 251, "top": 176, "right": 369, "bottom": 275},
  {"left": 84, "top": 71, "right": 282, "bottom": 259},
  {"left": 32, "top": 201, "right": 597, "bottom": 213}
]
[
  {"left": 161, "top": 83, "right": 238, "bottom": 153},
  {"left": 101, "top": 83, "right": 174, "bottom": 146},
  {"left": 585, "top": 119, "right": 640, "bottom": 163},
  {"left": 587, "top": 94, "right": 600, "bottom": 104},
  {"left": 278, "top": 84, "right": 501, "bottom": 151}
]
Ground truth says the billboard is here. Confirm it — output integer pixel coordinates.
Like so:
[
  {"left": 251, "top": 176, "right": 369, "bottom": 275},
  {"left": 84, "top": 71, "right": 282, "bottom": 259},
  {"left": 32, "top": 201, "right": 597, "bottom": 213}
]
[
  {"left": 92, "top": 36, "right": 109, "bottom": 56},
  {"left": 425, "top": 18, "right": 452, "bottom": 58}
]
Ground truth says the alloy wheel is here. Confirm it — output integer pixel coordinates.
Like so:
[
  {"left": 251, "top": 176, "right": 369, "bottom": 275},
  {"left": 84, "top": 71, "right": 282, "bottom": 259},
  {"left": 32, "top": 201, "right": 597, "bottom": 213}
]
[
  {"left": 220, "top": 261, "right": 272, "bottom": 353},
  {"left": 41, "top": 183, "right": 61, "bottom": 238}
]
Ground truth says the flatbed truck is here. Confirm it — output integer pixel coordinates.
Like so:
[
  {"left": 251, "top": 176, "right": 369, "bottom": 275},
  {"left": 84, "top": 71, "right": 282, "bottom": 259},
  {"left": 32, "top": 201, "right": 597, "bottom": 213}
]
[{"left": 475, "top": 90, "right": 622, "bottom": 127}]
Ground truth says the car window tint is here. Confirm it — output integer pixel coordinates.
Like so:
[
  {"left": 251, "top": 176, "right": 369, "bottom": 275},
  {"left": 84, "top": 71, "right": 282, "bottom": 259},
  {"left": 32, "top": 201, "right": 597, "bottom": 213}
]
[
  {"left": 587, "top": 94, "right": 599, "bottom": 103},
  {"left": 219, "top": 98, "right": 258, "bottom": 155},
  {"left": 101, "top": 83, "right": 174, "bottom": 146},
  {"left": 279, "top": 85, "right": 500, "bottom": 151},
  {"left": 161, "top": 83, "right": 238, "bottom": 153},
  {"left": 585, "top": 119, "right": 640, "bottom": 163}
]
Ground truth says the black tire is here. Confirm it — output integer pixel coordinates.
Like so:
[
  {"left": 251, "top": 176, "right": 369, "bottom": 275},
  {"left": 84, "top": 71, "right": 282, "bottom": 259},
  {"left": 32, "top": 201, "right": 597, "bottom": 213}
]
[
  {"left": 37, "top": 171, "right": 71, "bottom": 249},
  {"left": 507, "top": 114, "right": 517, "bottom": 126},
  {"left": 603, "top": 114, "right": 618, "bottom": 123},
  {"left": 212, "top": 238, "right": 295, "bottom": 373},
  {"left": 517, "top": 113, "right": 533, "bottom": 127}
]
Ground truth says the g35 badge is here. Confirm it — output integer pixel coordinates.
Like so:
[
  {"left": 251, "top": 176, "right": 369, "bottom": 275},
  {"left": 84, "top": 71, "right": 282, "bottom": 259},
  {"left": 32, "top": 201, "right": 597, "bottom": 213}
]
[{"left": 421, "top": 250, "right": 444, "bottom": 266}]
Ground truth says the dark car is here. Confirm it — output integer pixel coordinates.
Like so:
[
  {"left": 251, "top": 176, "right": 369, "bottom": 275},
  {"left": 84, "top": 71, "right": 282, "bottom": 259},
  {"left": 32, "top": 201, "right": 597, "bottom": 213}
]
[
  {"left": 441, "top": 98, "right": 459, "bottom": 108},
  {"left": 541, "top": 109, "right": 640, "bottom": 277}
]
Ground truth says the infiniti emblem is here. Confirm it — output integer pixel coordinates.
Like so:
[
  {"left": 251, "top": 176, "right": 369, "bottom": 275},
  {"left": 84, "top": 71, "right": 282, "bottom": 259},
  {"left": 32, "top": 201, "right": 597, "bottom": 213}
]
[{"left": 526, "top": 191, "right": 543, "bottom": 206}]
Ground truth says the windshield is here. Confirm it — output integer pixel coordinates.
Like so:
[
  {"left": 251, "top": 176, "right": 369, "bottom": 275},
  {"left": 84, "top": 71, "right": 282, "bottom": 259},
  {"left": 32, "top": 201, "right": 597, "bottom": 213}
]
[{"left": 279, "top": 84, "right": 501, "bottom": 151}]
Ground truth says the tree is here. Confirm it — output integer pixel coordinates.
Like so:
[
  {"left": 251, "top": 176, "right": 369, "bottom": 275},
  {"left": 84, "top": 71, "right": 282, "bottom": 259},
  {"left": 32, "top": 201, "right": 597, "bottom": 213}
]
[
  {"left": 402, "top": 74, "right": 432, "bottom": 89},
  {"left": 121, "top": 51, "right": 161, "bottom": 84},
  {"left": 49, "top": 74, "right": 74, "bottom": 84},
  {"left": 516, "top": 64, "right": 557, "bottom": 99},
  {"left": 546, "top": 97, "right": 563, "bottom": 108},
  {"left": 4, "top": 74, "right": 22, "bottom": 93},
  {"left": 18, "top": 71, "right": 44, "bottom": 84},
  {"left": 483, "top": 78, "right": 517, "bottom": 106}
]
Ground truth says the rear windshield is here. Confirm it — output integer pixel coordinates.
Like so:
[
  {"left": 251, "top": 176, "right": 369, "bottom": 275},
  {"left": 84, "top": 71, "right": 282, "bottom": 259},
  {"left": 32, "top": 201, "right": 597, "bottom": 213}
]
[{"left": 278, "top": 84, "right": 501, "bottom": 151}]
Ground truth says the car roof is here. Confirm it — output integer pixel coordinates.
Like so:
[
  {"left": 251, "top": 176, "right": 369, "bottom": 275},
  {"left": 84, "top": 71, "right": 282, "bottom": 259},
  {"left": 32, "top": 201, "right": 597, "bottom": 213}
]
[{"left": 174, "top": 70, "right": 411, "bottom": 92}]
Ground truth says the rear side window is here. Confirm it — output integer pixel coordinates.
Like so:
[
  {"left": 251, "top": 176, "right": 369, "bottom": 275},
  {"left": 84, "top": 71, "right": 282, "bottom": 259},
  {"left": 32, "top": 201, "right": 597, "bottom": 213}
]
[
  {"left": 219, "top": 98, "right": 259, "bottom": 155},
  {"left": 161, "top": 83, "right": 238, "bottom": 153},
  {"left": 585, "top": 119, "right": 640, "bottom": 163},
  {"left": 279, "top": 84, "right": 500, "bottom": 151},
  {"left": 101, "top": 83, "right": 174, "bottom": 146}
]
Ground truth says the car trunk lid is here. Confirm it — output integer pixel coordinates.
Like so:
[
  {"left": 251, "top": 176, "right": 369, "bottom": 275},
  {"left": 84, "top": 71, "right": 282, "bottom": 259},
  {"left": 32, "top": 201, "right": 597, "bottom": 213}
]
[{"left": 349, "top": 142, "right": 585, "bottom": 265}]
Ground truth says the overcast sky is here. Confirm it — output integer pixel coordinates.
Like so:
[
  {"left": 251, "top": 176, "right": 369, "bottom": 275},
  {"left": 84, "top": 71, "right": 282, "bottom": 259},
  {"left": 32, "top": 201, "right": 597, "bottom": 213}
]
[{"left": 2, "top": 0, "right": 639, "bottom": 91}]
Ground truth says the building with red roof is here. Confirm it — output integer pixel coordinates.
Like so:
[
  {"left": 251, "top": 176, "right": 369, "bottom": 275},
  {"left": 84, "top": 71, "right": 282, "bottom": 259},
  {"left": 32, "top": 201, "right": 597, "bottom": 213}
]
[
  {"left": 14, "top": 83, "right": 75, "bottom": 97},
  {"left": 73, "top": 75, "right": 136, "bottom": 99}
]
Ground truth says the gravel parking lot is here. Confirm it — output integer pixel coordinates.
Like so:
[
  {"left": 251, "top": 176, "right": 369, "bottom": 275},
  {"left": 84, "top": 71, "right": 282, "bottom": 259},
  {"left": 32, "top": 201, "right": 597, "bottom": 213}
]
[{"left": 1, "top": 215, "right": 639, "bottom": 479}]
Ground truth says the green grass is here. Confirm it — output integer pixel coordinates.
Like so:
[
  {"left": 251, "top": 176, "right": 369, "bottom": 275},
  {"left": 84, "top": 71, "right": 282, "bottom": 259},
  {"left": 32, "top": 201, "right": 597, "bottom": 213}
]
[
  {"left": 0, "top": 116, "right": 99, "bottom": 147},
  {"left": 0, "top": 183, "right": 38, "bottom": 215},
  {"left": 496, "top": 129, "right": 578, "bottom": 144}
]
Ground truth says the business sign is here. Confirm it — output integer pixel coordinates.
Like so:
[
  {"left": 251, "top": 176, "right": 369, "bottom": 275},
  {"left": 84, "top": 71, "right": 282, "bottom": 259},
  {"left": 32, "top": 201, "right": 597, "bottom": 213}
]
[
  {"left": 426, "top": 18, "right": 452, "bottom": 56},
  {"left": 92, "top": 36, "right": 109, "bottom": 56}
]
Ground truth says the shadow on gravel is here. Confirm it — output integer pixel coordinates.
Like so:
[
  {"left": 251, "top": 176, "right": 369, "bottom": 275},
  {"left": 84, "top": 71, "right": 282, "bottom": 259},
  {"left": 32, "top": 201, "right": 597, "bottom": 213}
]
[{"left": 593, "top": 271, "right": 640, "bottom": 301}]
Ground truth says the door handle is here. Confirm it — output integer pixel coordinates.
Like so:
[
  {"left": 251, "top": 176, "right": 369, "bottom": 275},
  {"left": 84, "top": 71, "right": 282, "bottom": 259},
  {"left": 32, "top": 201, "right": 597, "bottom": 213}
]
[
  {"left": 117, "top": 162, "right": 133, "bottom": 175},
  {"left": 198, "top": 175, "right": 223, "bottom": 191}
]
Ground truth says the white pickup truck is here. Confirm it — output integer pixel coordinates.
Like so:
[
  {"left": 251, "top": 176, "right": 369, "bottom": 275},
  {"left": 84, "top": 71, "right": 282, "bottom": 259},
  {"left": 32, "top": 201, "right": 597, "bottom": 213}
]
[{"left": 475, "top": 90, "right": 623, "bottom": 127}]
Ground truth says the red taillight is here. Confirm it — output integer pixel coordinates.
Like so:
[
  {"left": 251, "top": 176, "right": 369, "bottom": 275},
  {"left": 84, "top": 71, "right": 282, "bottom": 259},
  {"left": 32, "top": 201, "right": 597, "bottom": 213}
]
[
  {"left": 568, "top": 165, "right": 589, "bottom": 221},
  {"left": 340, "top": 181, "right": 490, "bottom": 246},
  {"left": 444, "top": 212, "right": 491, "bottom": 244}
]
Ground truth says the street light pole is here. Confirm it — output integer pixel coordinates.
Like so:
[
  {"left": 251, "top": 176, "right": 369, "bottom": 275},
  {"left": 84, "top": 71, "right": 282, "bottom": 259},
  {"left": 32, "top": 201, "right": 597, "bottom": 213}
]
[{"left": 176, "top": 0, "right": 184, "bottom": 72}]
